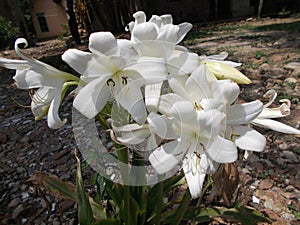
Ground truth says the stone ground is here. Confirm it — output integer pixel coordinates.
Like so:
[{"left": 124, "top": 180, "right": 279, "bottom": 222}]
[{"left": 0, "top": 15, "right": 300, "bottom": 224}]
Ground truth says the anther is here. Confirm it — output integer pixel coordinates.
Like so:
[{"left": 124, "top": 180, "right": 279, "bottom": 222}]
[{"left": 106, "top": 78, "right": 115, "bottom": 87}]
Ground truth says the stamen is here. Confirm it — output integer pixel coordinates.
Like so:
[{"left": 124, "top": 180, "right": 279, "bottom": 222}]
[
  {"left": 106, "top": 78, "right": 115, "bottom": 87},
  {"left": 121, "top": 76, "right": 128, "bottom": 85}
]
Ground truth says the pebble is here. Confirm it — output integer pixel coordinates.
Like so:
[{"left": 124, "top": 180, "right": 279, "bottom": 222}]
[{"left": 282, "top": 151, "right": 299, "bottom": 163}]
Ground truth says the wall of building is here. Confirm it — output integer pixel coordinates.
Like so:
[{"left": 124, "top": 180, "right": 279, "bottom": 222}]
[{"left": 31, "top": 0, "right": 68, "bottom": 39}]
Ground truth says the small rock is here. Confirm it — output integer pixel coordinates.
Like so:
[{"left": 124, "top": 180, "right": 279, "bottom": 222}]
[
  {"left": 0, "top": 132, "right": 8, "bottom": 143},
  {"left": 284, "top": 62, "right": 300, "bottom": 70},
  {"left": 9, "top": 198, "right": 20, "bottom": 207},
  {"left": 285, "top": 185, "right": 295, "bottom": 192},
  {"left": 259, "top": 63, "right": 271, "bottom": 71},
  {"left": 282, "top": 151, "right": 299, "bottom": 163},
  {"left": 284, "top": 77, "right": 297, "bottom": 84},
  {"left": 58, "top": 200, "right": 75, "bottom": 212},
  {"left": 259, "top": 178, "right": 273, "bottom": 190},
  {"left": 12, "top": 204, "right": 24, "bottom": 219}
]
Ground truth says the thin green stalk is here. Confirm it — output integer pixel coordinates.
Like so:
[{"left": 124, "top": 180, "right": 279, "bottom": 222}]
[
  {"left": 153, "top": 181, "right": 164, "bottom": 225},
  {"left": 170, "top": 189, "right": 191, "bottom": 225},
  {"left": 115, "top": 144, "right": 132, "bottom": 225},
  {"left": 197, "top": 176, "right": 212, "bottom": 207}
]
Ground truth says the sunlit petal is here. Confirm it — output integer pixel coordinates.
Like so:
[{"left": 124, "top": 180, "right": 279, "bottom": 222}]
[
  {"left": 252, "top": 118, "right": 300, "bottom": 135},
  {"left": 226, "top": 100, "right": 263, "bottom": 125},
  {"left": 233, "top": 126, "right": 266, "bottom": 151},
  {"left": 89, "top": 32, "right": 117, "bottom": 56}
]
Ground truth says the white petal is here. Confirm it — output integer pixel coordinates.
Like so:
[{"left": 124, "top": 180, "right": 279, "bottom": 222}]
[
  {"left": 149, "top": 15, "right": 162, "bottom": 27},
  {"left": 177, "top": 22, "right": 193, "bottom": 44},
  {"left": 160, "top": 14, "right": 173, "bottom": 25},
  {"left": 147, "top": 112, "right": 178, "bottom": 139},
  {"left": 233, "top": 126, "right": 266, "bottom": 151},
  {"left": 171, "top": 101, "right": 197, "bottom": 122},
  {"left": 0, "top": 57, "right": 28, "bottom": 70},
  {"left": 157, "top": 24, "right": 179, "bottom": 43},
  {"left": 159, "top": 93, "right": 186, "bottom": 115},
  {"left": 113, "top": 124, "right": 151, "bottom": 145},
  {"left": 145, "top": 82, "right": 163, "bottom": 113},
  {"left": 89, "top": 32, "right": 117, "bottom": 56},
  {"left": 258, "top": 104, "right": 290, "bottom": 119},
  {"left": 183, "top": 162, "right": 206, "bottom": 199},
  {"left": 185, "top": 65, "right": 212, "bottom": 101},
  {"left": 133, "top": 11, "right": 146, "bottom": 24},
  {"left": 168, "top": 51, "right": 199, "bottom": 76},
  {"left": 149, "top": 140, "right": 188, "bottom": 174},
  {"left": 226, "top": 100, "right": 263, "bottom": 125},
  {"left": 252, "top": 118, "right": 300, "bottom": 135},
  {"left": 206, "top": 136, "right": 237, "bottom": 163},
  {"left": 125, "top": 56, "right": 167, "bottom": 83},
  {"left": 132, "top": 22, "right": 159, "bottom": 41},
  {"left": 212, "top": 80, "right": 240, "bottom": 105},
  {"left": 116, "top": 81, "right": 147, "bottom": 124},
  {"left": 62, "top": 49, "right": 93, "bottom": 74},
  {"left": 13, "top": 68, "right": 63, "bottom": 89},
  {"left": 73, "top": 76, "right": 111, "bottom": 119},
  {"left": 47, "top": 86, "right": 66, "bottom": 129},
  {"left": 133, "top": 40, "right": 175, "bottom": 58}
]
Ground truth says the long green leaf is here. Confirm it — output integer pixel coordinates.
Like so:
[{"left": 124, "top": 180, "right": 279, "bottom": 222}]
[{"left": 75, "top": 151, "right": 96, "bottom": 225}]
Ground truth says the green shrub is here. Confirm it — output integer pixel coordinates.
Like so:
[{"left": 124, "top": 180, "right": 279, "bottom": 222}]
[{"left": 0, "top": 16, "right": 20, "bottom": 49}]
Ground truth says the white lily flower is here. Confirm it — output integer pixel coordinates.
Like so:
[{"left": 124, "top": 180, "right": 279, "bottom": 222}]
[
  {"left": 0, "top": 38, "right": 79, "bottom": 129},
  {"left": 128, "top": 11, "right": 192, "bottom": 45},
  {"left": 62, "top": 32, "right": 167, "bottom": 123},
  {"left": 200, "top": 52, "right": 251, "bottom": 84},
  {"left": 252, "top": 89, "right": 300, "bottom": 136},
  {"left": 152, "top": 64, "right": 265, "bottom": 198}
]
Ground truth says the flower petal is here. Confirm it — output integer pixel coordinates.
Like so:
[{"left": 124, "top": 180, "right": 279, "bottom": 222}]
[
  {"left": 62, "top": 49, "right": 93, "bottom": 74},
  {"left": 183, "top": 157, "right": 206, "bottom": 199},
  {"left": 177, "top": 22, "right": 193, "bottom": 44},
  {"left": 206, "top": 136, "right": 237, "bottom": 163},
  {"left": 145, "top": 82, "right": 163, "bottom": 113},
  {"left": 212, "top": 80, "right": 240, "bottom": 105},
  {"left": 73, "top": 76, "right": 111, "bottom": 119},
  {"left": 132, "top": 22, "right": 159, "bottom": 41},
  {"left": 149, "top": 140, "right": 188, "bottom": 174},
  {"left": 133, "top": 40, "right": 175, "bottom": 58},
  {"left": 113, "top": 124, "right": 151, "bottom": 145},
  {"left": 147, "top": 112, "right": 178, "bottom": 139},
  {"left": 159, "top": 93, "right": 186, "bottom": 115},
  {"left": 116, "top": 81, "right": 147, "bottom": 124},
  {"left": 226, "top": 100, "right": 263, "bottom": 125},
  {"left": 0, "top": 57, "right": 28, "bottom": 70},
  {"left": 252, "top": 118, "right": 300, "bottom": 135},
  {"left": 157, "top": 24, "right": 179, "bottom": 43},
  {"left": 206, "top": 61, "right": 251, "bottom": 84},
  {"left": 47, "top": 86, "right": 67, "bottom": 129},
  {"left": 168, "top": 51, "right": 199, "bottom": 76},
  {"left": 125, "top": 56, "right": 167, "bottom": 83},
  {"left": 233, "top": 126, "right": 266, "bottom": 151},
  {"left": 89, "top": 32, "right": 117, "bottom": 56}
]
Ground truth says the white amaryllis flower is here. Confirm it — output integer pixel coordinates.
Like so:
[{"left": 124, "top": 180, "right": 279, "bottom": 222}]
[
  {"left": 127, "top": 11, "right": 192, "bottom": 45},
  {"left": 200, "top": 52, "right": 251, "bottom": 84},
  {"left": 252, "top": 89, "right": 300, "bottom": 136},
  {"left": 155, "top": 64, "right": 265, "bottom": 198},
  {"left": 62, "top": 32, "right": 167, "bottom": 123},
  {"left": 0, "top": 38, "right": 79, "bottom": 129}
]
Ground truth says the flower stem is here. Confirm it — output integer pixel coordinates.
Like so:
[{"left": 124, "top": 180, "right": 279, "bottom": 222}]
[
  {"left": 153, "top": 180, "right": 164, "bottom": 225},
  {"left": 170, "top": 189, "right": 191, "bottom": 225}
]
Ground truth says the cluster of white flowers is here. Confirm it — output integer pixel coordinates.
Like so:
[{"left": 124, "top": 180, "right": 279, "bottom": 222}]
[{"left": 1, "top": 11, "right": 299, "bottom": 198}]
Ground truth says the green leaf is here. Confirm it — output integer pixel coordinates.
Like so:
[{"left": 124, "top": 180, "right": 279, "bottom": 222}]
[
  {"left": 92, "top": 218, "right": 121, "bottom": 225},
  {"left": 184, "top": 206, "right": 271, "bottom": 224},
  {"left": 75, "top": 152, "right": 97, "bottom": 225}
]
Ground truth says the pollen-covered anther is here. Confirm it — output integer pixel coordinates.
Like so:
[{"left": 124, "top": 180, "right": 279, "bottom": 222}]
[
  {"left": 121, "top": 76, "right": 128, "bottom": 85},
  {"left": 106, "top": 78, "right": 116, "bottom": 87}
]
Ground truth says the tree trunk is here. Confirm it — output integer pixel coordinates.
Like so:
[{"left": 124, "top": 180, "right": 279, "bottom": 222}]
[
  {"left": 257, "top": 0, "right": 264, "bottom": 19},
  {"left": 66, "top": 0, "right": 81, "bottom": 45}
]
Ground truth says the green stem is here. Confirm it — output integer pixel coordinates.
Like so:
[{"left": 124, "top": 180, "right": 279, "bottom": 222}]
[
  {"left": 170, "top": 189, "right": 191, "bottom": 225},
  {"left": 115, "top": 144, "right": 132, "bottom": 225},
  {"left": 197, "top": 176, "right": 212, "bottom": 207},
  {"left": 153, "top": 181, "right": 164, "bottom": 225}
]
